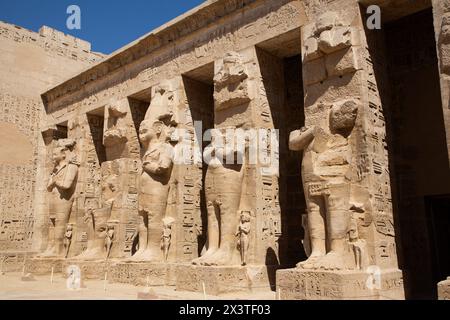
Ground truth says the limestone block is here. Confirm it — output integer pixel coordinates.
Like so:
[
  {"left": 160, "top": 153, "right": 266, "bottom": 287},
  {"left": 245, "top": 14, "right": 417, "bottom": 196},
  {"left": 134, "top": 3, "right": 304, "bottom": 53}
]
[
  {"left": 304, "top": 37, "right": 322, "bottom": 62},
  {"left": 25, "top": 258, "right": 64, "bottom": 275},
  {"left": 302, "top": 22, "right": 316, "bottom": 42},
  {"left": 109, "top": 261, "right": 178, "bottom": 287},
  {"left": 303, "top": 58, "right": 327, "bottom": 86},
  {"left": 277, "top": 268, "right": 404, "bottom": 300},
  {"left": 318, "top": 27, "right": 353, "bottom": 54},
  {"left": 438, "top": 277, "right": 450, "bottom": 300},
  {"left": 325, "top": 47, "right": 361, "bottom": 77},
  {"left": 315, "top": 12, "right": 340, "bottom": 35},
  {"left": 62, "top": 260, "right": 109, "bottom": 280},
  {"left": 214, "top": 84, "right": 251, "bottom": 111},
  {"left": 176, "top": 265, "right": 275, "bottom": 296}
]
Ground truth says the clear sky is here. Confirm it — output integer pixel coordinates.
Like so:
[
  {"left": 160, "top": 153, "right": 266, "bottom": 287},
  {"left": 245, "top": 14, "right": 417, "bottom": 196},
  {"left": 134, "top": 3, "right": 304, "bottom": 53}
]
[{"left": 0, "top": 0, "right": 205, "bottom": 54}]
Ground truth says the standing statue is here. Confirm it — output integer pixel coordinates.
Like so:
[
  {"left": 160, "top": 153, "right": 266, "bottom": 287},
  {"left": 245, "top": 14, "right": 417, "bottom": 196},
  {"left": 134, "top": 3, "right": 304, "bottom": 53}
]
[
  {"left": 76, "top": 175, "right": 119, "bottom": 260},
  {"left": 236, "top": 211, "right": 251, "bottom": 266},
  {"left": 40, "top": 139, "right": 79, "bottom": 258},
  {"left": 193, "top": 129, "right": 245, "bottom": 266},
  {"left": 105, "top": 224, "right": 115, "bottom": 260},
  {"left": 348, "top": 212, "right": 367, "bottom": 270},
  {"left": 161, "top": 217, "right": 175, "bottom": 262},
  {"left": 131, "top": 117, "right": 174, "bottom": 261},
  {"left": 289, "top": 100, "right": 359, "bottom": 270},
  {"left": 63, "top": 224, "right": 73, "bottom": 259}
]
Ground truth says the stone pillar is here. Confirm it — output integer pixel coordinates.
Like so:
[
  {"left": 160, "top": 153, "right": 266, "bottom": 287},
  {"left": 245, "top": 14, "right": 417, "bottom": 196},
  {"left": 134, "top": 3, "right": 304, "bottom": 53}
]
[
  {"left": 176, "top": 48, "right": 283, "bottom": 295},
  {"left": 432, "top": 0, "right": 450, "bottom": 296},
  {"left": 277, "top": 3, "right": 404, "bottom": 300},
  {"left": 432, "top": 0, "right": 450, "bottom": 165}
]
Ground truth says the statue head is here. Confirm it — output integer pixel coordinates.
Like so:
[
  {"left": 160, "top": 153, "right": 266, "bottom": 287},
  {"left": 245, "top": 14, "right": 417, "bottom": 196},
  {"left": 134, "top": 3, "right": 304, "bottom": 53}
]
[
  {"left": 329, "top": 100, "right": 359, "bottom": 135},
  {"left": 66, "top": 224, "right": 73, "bottom": 231},
  {"left": 52, "top": 139, "right": 76, "bottom": 164},
  {"left": 139, "top": 120, "right": 166, "bottom": 146},
  {"left": 240, "top": 211, "right": 252, "bottom": 223}
]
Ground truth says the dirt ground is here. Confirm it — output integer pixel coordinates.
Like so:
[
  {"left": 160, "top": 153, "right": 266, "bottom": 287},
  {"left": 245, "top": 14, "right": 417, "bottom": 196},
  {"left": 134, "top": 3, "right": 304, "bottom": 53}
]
[{"left": 0, "top": 272, "right": 277, "bottom": 300}]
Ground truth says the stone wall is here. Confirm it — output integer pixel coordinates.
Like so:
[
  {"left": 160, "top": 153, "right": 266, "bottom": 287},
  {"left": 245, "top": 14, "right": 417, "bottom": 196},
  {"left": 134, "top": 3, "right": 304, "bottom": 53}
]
[{"left": 0, "top": 21, "right": 104, "bottom": 263}]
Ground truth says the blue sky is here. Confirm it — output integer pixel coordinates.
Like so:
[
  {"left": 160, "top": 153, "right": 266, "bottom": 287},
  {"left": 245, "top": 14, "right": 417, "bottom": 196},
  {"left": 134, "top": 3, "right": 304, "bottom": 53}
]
[{"left": 0, "top": 0, "right": 205, "bottom": 54}]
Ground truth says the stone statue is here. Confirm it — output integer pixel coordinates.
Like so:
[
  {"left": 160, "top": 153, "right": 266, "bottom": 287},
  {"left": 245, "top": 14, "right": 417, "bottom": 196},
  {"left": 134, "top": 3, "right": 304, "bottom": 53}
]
[
  {"left": 130, "top": 117, "right": 174, "bottom": 261},
  {"left": 161, "top": 217, "right": 175, "bottom": 262},
  {"left": 348, "top": 212, "right": 367, "bottom": 271},
  {"left": 63, "top": 224, "right": 73, "bottom": 259},
  {"left": 105, "top": 223, "right": 115, "bottom": 260},
  {"left": 76, "top": 175, "right": 119, "bottom": 260},
  {"left": 289, "top": 100, "right": 359, "bottom": 270},
  {"left": 40, "top": 139, "right": 79, "bottom": 258},
  {"left": 193, "top": 129, "right": 245, "bottom": 266},
  {"left": 103, "top": 101, "right": 128, "bottom": 148},
  {"left": 236, "top": 211, "right": 251, "bottom": 266}
]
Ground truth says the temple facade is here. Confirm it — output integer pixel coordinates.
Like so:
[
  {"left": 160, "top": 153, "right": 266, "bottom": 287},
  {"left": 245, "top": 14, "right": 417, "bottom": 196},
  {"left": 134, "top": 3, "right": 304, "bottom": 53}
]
[{"left": 1, "top": 0, "right": 450, "bottom": 300}]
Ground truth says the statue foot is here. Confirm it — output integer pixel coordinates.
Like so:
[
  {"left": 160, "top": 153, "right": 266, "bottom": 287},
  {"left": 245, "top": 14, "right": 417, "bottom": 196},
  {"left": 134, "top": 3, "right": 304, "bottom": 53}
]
[
  {"left": 130, "top": 249, "right": 162, "bottom": 262},
  {"left": 192, "top": 249, "right": 217, "bottom": 266},
  {"left": 127, "top": 250, "right": 146, "bottom": 262},
  {"left": 203, "top": 249, "right": 235, "bottom": 266},
  {"left": 74, "top": 249, "right": 105, "bottom": 261},
  {"left": 314, "top": 252, "right": 348, "bottom": 271},
  {"left": 38, "top": 247, "right": 59, "bottom": 258},
  {"left": 296, "top": 253, "right": 323, "bottom": 269}
]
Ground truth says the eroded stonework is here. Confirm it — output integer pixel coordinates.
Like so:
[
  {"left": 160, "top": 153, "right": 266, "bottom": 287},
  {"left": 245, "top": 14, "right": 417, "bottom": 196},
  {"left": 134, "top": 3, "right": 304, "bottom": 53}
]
[{"left": 2, "top": 0, "right": 450, "bottom": 300}]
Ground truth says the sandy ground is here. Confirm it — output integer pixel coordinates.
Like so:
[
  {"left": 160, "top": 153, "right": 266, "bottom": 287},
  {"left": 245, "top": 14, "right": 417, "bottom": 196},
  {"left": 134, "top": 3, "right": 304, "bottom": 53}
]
[{"left": 0, "top": 272, "right": 277, "bottom": 300}]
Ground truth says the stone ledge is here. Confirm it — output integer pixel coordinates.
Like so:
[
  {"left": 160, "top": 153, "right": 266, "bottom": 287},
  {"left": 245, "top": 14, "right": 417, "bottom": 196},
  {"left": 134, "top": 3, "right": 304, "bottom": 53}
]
[
  {"left": 438, "top": 277, "right": 450, "bottom": 300},
  {"left": 276, "top": 268, "right": 405, "bottom": 300},
  {"left": 109, "top": 261, "right": 178, "bottom": 287},
  {"left": 62, "top": 260, "right": 110, "bottom": 280},
  {"left": 176, "top": 264, "right": 277, "bottom": 296},
  {"left": 25, "top": 257, "right": 65, "bottom": 275}
]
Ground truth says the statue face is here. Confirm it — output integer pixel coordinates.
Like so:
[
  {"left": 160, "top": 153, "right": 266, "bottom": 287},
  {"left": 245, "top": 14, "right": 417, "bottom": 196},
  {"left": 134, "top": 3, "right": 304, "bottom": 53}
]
[
  {"left": 52, "top": 147, "right": 66, "bottom": 164},
  {"left": 139, "top": 121, "right": 160, "bottom": 144}
]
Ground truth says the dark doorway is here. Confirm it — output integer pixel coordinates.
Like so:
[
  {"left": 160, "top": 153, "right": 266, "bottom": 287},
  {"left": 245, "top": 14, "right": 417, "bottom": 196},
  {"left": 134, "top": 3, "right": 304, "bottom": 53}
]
[
  {"left": 426, "top": 195, "right": 450, "bottom": 292},
  {"left": 364, "top": 6, "right": 450, "bottom": 299}
]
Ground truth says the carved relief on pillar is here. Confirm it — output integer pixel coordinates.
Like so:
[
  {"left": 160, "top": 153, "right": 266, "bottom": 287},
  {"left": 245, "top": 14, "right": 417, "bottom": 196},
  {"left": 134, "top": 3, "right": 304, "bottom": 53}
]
[
  {"left": 128, "top": 82, "right": 179, "bottom": 262},
  {"left": 287, "top": 11, "right": 389, "bottom": 273},
  {"left": 213, "top": 52, "right": 251, "bottom": 111},
  {"left": 438, "top": 12, "right": 450, "bottom": 77},
  {"left": 103, "top": 99, "right": 141, "bottom": 160},
  {"left": 289, "top": 99, "right": 373, "bottom": 271},
  {"left": 192, "top": 129, "right": 246, "bottom": 266},
  {"left": 103, "top": 101, "right": 128, "bottom": 147},
  {"left": 302, "top": 12, "right": 361, "bottom": 86},
  {"left": 74, "top": 172, "right": 121, "bottom": 261},
  {"left": 39, "top": 139, "right": 79, "bottom": 258}
]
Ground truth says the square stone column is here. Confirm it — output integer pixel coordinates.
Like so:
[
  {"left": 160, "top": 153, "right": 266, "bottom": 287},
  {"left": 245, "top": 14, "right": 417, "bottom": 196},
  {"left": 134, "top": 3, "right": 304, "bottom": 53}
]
[{"left": 277, "top": 1, "right": 404, "bottom": 300}]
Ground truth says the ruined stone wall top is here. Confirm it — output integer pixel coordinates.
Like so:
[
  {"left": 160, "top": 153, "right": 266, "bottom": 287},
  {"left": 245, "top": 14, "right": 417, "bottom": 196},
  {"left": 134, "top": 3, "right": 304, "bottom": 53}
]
[
  {"left": 0, "top": 21, "right": 104, "bottom": 64},
  {"left": 41, "top": 0, "right": 278, "bottom": 106}
]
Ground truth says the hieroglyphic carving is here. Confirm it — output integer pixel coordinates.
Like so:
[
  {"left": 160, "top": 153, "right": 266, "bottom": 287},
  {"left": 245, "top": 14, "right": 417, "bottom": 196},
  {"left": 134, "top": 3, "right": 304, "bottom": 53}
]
[
  {"left": 193, "top": 130, "right": 245, "bottom": 266},
  {"left": 0, "top": 22, "right": 103, "bottom": 64},
  {"left": 39, "top": 139, "right": 79, "bottom": 258},
  {"left": 130, "top": 109, "right": 177, "bottom": 261},
  {"left": 236, "top": 211, "right": 251, "bottom": 266},
  {"left": 290, "top": 99, "right": 361, "bottom": 270},
  {"left": 0, "top": 94, "right": 41, "bottom": 251}
]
